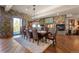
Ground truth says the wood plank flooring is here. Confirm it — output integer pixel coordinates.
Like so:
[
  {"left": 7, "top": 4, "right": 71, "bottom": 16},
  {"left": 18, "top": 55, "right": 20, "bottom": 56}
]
[
  {"left": 44, "top": 35, "right": 79, "bottom": 53},
  {"left": 56, "top": 35, "right": 79, "bottom": 53},
  {"left": 0, "top": 35, "right": 79, "bottom": 53},
  {"left": 8, "top": 40, "right": 31, "bottom": 53},
  {"left": 43, "top": 45, "right": 56, "bottom": 53}
]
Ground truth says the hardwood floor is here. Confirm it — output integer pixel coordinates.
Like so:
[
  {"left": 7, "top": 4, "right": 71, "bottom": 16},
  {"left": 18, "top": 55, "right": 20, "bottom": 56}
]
[
  {"left": 0, "top": 38, "right": 30, "bottom": 53},
  {"left": 1, "top": 35, "right": 79, "bottom": 53},
  {"left": 43, "top": 45, "right": 56, "bottom": 53},
  {"left": 56, "top": 35, "right": 79, "bottom": 53},
  {"left": 7, "top": 40, "right": 31, "bottom": 53},
  {"left": 44, "top": 35, "right": 79, "bottom": 53}
]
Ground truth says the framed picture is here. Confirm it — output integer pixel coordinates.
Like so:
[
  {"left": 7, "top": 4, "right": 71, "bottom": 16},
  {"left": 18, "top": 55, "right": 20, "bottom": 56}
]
[{"left": 56, "top": 24, "right": 65, "bottom": 31}]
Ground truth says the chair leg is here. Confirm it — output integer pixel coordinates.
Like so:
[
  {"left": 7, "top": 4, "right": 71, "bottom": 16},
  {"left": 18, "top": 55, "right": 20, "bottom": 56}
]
[
  {"left": 45, "top": 39, "right": 47, "bottom": 43},
  {"left": 53, "top": 39, "right": 56, "bottom": 46},
  {"left": 52, "top": 40, "right": 54, "bottom": 45},
  {"left": 51, "top": 39, "right": 54, "bottom": 46},
  {"left": 26, "top": 36, "right": 28, "bottom": 40},
  {"left": 33, "top": 39, "right": 35, "bottom": 43},
  {"left": 24, "top": 35, "right": 25, "bottom": 39},
  {"left": 37, "top": 40, "right": 39, "bottom": 45},
  {"left": 54, "top": 39, "right": 56, "bottom": 45},
  {"left": 29, "top": 38, "right": 31, "bottom": 41}
]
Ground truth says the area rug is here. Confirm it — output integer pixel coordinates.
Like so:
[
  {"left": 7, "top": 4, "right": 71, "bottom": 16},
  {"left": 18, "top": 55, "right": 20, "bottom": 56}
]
[{"left": 14, "top": 35, "right": 52, "bottom": 53}]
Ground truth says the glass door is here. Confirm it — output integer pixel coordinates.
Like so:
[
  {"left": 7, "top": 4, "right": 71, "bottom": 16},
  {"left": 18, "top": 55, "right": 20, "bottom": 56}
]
[{"left": 13, "top": 18, "right": 22, "bottom": 35}]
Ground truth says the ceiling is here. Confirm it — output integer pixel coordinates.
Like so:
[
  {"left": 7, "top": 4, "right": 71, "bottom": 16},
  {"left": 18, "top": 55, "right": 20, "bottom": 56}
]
[
  {"left": 2, "top": 5, "right": 79, "bottom": 19},
  {"left": 11, "top": 5, "right": 61, "bottom": 17}
]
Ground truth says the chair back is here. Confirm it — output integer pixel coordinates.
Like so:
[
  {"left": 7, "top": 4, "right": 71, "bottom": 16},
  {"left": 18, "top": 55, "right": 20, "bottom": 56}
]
[
  {"left": 32, "top": 29, "right": 38, "bottom": 40},
  {"left": 26, "top": 29, "right": 30, "bottom": 39}
]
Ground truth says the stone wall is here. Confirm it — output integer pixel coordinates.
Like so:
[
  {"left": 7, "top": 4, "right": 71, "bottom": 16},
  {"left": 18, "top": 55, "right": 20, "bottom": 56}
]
[
  {"left": 0, "top": 7, "right": 31, "bottom": 39},
  {"left": 0, "top": 7, "right": 13, "bottom": 39}
]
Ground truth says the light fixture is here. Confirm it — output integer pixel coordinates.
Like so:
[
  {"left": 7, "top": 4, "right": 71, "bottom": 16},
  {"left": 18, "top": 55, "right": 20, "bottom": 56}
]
[
  {"left": 32, "top": 24, "right": 36, "bottom": 28},
  {"left": 33, "top": 5, "right": 36, "bottom": 19},
  {"left": 37, "top": 24, "right": 41, "bottom": 28}
]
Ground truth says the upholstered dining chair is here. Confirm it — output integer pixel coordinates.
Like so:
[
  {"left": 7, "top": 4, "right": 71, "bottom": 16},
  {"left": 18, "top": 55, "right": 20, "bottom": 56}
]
[
  {"left": 25, "top": 29, "right": 30, "bottom": 40},
  {"left": 21, "top": 26, "right": 26, "bottom": 38},
  {"left": 47, "top": 31, "right": 57, "bottom": 46},
  {"left": 32, "top": 28, "right": 39, "bottom": 45},
  {"left": 50, "top": 28, "right": 57, "bottom": 45}
]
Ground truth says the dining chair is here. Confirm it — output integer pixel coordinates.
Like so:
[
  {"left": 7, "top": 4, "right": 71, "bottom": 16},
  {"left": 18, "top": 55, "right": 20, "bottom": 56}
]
[
  {"left": 47, "top": 31, "right": 56, "bottom": 46},
  {"left": 25, "top": 29, "right": 30, "bottom": 40},
  {"left": 21, "top": 26, "right": 26, "bottom": 39},
  {"left": 32, "top": 29, "right": 39, "bottom": 45}
]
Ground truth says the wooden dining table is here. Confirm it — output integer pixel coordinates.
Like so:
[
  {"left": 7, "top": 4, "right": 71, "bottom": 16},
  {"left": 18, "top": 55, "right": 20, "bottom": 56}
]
[
  {"left": 37, "top": 31, "right": 48, "bottom": 42},
  {"left": 37, "top": 31, "right": 47, "bottom": 35}
]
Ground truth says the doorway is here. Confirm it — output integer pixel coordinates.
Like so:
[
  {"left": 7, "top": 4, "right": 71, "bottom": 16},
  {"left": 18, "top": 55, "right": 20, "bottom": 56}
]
[{"left": 13, "top": 18, "right": 22, "bottom": 35}]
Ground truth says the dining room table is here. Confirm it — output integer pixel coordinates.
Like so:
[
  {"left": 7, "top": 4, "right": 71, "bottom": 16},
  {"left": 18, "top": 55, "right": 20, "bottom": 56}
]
[
  {"left": 37, "top": 31, "right": 47, "bottom": 35},
  {"left": 37, "top": 30, "right": 48, "bottom": 42}
]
